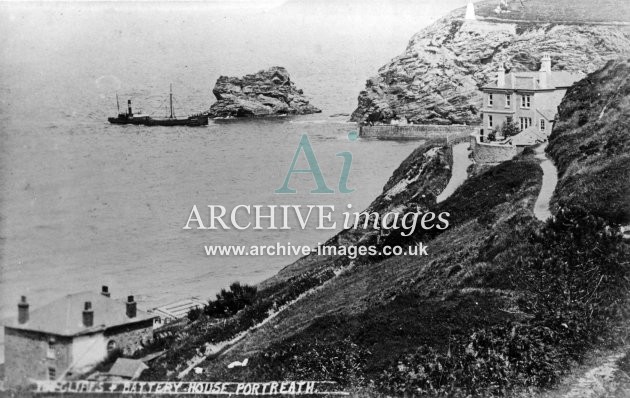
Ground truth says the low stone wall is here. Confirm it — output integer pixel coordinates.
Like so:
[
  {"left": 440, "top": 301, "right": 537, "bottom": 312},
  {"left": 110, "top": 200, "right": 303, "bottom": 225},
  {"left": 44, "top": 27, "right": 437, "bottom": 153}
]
[
  {"left": 446, "top": 133, "right": 471, "bottom": 146},
  {"left": 359, "top": 124, "right": 476, "bottom": 141},
  {"left": 470, "top": 134, "right": 518, "bottom": 164}
]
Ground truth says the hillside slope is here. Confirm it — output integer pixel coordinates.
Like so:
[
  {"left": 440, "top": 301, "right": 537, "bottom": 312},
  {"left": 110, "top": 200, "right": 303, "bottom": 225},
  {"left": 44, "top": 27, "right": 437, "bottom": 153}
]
[
  {"left": 351, "top": 0, "right": 630, "bottom": 125},
  {"left": 168, "top": 60, "right": 630, "bottom": 397}
]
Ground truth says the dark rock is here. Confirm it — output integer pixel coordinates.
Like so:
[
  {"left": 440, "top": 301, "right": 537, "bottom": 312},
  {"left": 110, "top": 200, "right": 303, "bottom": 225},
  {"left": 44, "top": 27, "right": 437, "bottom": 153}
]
[{"left": 208, "top": 66, "right": 321, "bottom": 118}]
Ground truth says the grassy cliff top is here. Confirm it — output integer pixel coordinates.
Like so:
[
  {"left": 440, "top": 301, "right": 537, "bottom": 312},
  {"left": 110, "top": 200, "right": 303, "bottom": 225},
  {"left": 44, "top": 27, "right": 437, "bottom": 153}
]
[{"left": 473, "top": 0, "right": 630, "bottom": 23}]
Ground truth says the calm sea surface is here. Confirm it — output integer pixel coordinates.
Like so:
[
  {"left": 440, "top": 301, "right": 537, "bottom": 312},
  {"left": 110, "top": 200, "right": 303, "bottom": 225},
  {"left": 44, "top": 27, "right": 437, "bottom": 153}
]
[{"left": 0, "top": 0, "right": 467, "bottom": 359}]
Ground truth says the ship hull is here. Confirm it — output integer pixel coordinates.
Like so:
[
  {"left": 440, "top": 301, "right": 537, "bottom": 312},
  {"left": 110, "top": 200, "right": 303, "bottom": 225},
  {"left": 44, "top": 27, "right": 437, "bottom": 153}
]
[{"left": 108, "top": 115, "right": 208, "bottom": 127}]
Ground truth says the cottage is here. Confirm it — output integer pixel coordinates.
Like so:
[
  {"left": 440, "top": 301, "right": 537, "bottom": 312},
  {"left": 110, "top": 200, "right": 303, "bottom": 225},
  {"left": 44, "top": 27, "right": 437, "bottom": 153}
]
[
  {"left": 4, "top": 286, "right": 158, "bottom": 388},
  {"left": 480, "top": 54, "right": 584, "bottom": 145}
]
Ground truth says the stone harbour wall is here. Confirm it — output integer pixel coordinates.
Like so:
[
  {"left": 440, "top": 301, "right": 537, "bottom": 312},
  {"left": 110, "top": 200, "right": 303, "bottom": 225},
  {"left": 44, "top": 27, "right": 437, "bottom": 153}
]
[{"left": 359, "top": 124, "right": 476, "bottom": 141}]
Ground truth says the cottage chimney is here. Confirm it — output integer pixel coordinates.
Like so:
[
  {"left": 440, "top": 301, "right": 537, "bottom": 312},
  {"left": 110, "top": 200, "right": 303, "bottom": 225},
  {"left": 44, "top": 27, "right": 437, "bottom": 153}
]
[
  {"left": 83, "top": 301, "right": 94, "bottom": 327},
  {"left": 18, "top": 296, "right": 29, "bottom": 324},
  {"left": 497, "top": 64, "right": 506, "bottom": 87},
  {"left": 101, "top": 285, "right": 111, "bottom": 298},
  {"left": 126, "top": 295, "right": 137, "bottom": 319}
]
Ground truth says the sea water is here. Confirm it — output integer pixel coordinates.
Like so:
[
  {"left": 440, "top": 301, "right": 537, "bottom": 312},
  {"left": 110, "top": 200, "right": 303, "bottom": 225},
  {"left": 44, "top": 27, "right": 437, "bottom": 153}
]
[{"left": 0, "top": 0, "right": 468, "bottom": 360}]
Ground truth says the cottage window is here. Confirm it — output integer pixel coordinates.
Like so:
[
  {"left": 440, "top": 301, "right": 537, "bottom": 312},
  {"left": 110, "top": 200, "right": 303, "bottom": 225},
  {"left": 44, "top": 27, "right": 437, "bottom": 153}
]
[
  {"left": 540, "top": 119, "right": 546, "bottom": 131},
  {"left": 488, "top": 115, "right": 493, "bottom": 128},
  {"left": 48, "top": 367, "right": 56, "bottom": 380},
  {"left": 488, "top": 94, "right": 493, "bottom": 106},
  {"left": 506, "top": 94, "right": 511, "bottom": 107},
  {"left": 521, "top": 95, "right": 531, "bottom": 108},
  {"left": 47, "top": 341, "right": 56, "bottom": 359},
  {"left": 520, "top": 117, "right": 532, "bottom": 130}
]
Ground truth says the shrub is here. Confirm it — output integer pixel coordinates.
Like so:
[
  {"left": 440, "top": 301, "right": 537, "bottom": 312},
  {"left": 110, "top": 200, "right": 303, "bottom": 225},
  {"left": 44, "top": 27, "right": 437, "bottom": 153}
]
[
  {"left": 500, "top": 120, "right": 521, "bottom": 137},
  {"left": 204, "top": 282, "right": 258, "bottom": 318},
  {"left": 187, "top": 306, "right": 203, "bottom": 322}
]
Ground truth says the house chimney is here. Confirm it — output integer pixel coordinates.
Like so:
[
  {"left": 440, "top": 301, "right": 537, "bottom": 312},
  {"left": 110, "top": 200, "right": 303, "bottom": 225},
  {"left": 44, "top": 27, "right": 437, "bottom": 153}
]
[
  {"left": 83, "top": 301, "right": 94, "bottom": 327},
  {"left": 540, "top": 53, "right": 552, "bottom": 73},
  {"left": 126, "top": 295, "right": 137, "bottom": 318},
  {"left": 539, "top": 54, "right": 551, "bottom": 88},
  {"left": 539, "top": 70, "right": 548, "bottom": 88},
  {"left": 18, "top": 296, "right": 29, "bottom": 324},
  {"left": 497, "top": 64, "right": 506, "bottom": 87},
  {"left": 101, "top": 285, "right": 111, "bottom": 298}
]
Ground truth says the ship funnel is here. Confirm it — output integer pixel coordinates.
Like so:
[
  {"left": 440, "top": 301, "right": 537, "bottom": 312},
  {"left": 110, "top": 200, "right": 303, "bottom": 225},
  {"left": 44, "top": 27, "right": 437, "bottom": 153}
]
[{"left": 127, "top": 99, "right": 132, "bottom": 116}]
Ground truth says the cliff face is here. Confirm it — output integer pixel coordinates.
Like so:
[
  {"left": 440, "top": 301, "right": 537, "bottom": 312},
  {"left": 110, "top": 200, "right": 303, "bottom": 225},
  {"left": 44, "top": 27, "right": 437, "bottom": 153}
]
[
  {"left": 351, "top": 7, "right": 630, "bottom": 125},
  {"left": 208, "top": 66, "right": 321, "bottom": 118}
]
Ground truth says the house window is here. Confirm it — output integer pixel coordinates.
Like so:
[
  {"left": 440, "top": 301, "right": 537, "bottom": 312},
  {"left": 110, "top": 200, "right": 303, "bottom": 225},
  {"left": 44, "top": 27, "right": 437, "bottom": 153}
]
[
  {"left": 488, "top": 94, "right": 493, "bottom": 107},
  {"left": 521, "top": 95, "right": 531, "bottom": 108},
  {"left": 47, "top": 340, "right": 56, "bottom": 359},
  {"left": 48, "top": 367, "right": 56, "bottom": 380},
  {"left": 506, "top": 94, "right": 511, "bottom": 107},
  {"left": 488, "top": 115, "right": 493, "bottom": 128},
  {"left": 540, "top": 119, "right": 546, "bottom": 131},
  {"left": 520, "top": 117, "right": 532, "bottom": 130}
]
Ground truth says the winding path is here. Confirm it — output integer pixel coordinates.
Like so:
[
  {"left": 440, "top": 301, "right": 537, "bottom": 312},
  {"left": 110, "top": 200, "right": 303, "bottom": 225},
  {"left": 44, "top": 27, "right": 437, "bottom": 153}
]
[
  {"left": 436, "top": 142, "right": 471, "bottom": 203},
  {"left": 533, "top": 143, "right": 558, "bottom": 222}
]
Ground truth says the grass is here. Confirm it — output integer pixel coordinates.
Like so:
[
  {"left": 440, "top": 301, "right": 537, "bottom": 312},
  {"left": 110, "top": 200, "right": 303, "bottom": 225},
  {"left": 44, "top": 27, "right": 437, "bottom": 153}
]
[
  {"left": 473, "top": 0, "right": 630, "bottom": 23},
  {"left": 191, "top": 60, "right": 630, "bottom": 397},
  {"left": 141, "top": 60, "right": 630, "bottom": 398},
  {"left": 547, "top": 59, "right": 630, "bottom": 225}
]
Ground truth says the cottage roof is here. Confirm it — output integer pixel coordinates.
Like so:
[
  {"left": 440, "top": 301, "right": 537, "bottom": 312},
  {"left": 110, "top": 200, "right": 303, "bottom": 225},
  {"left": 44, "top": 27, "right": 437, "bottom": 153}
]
[
  {"left": 108, "top": 358, "right": 148, "bottom": 379},
  {"left": 6, "top": 291, "right": 157, "bottom": 336}
]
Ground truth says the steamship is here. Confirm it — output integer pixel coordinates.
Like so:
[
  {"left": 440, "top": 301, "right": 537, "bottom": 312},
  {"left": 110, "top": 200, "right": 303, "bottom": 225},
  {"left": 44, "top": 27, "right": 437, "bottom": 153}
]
[{"left": 108, "top": 85, "right": 208, "bottom": 127}]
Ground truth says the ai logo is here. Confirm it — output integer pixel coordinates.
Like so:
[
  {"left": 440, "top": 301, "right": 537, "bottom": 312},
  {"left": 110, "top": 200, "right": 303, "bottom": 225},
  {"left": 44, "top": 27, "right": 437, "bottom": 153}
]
[{"left": 275, "top": 132, "right": 357, "bottom": 194}]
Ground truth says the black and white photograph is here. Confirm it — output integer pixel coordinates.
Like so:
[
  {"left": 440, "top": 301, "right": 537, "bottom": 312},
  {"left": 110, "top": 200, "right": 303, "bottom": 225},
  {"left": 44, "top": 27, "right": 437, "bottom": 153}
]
[{"left": 1, "top": 0, "right": 629, "bottom": 396}]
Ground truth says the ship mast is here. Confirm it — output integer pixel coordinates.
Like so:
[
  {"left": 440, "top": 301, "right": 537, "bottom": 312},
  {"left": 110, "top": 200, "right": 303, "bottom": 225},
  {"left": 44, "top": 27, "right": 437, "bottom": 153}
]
[
  {"left": 169, "top": 84, "right": 174, "bottom": 119},
  {"left": 116, "top": 93, "right": 120, "bottom": 114}
]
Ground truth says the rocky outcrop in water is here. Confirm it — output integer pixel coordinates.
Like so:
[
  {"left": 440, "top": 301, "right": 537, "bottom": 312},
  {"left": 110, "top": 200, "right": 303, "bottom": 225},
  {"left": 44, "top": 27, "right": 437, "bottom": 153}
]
[
  {"left": 351, "top": 8, "right": 630, "bottom": 125},
  {"left": 208, "top": 67, "right": 321, "bottom": 118}
]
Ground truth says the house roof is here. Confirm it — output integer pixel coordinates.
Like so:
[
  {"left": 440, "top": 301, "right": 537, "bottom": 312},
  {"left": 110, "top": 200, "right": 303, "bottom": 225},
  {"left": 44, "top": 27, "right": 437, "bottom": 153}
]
[
  {"left": 510, "top": 127, "right": 546, "bottom": 146},
  {"left": 536, "top": 108, "right": 557, "bottom": 121},
  {"left": 108, "top": 358, "right": 148, "bottom": 379},
  {"left": 485, "top": 70, "right": 585, "bottom": 91},
  {"left": 6, "top": 291, "right": 157, "bottom": 337}
]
